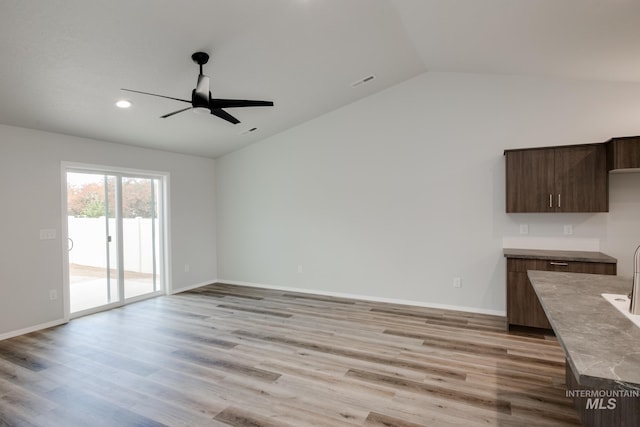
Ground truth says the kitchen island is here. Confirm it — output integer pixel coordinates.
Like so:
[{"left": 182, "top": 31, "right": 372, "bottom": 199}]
[{"left": 528, "top": 270, "right": 640, "bottom": 426}]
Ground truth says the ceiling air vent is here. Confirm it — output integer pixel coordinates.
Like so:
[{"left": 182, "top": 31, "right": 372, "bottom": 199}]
[
  {"left": 351, "top": 74, "right": 376, "bottom": 88},
  {"left": 240, "top": 127, "right": 258, "bottom": 136}
]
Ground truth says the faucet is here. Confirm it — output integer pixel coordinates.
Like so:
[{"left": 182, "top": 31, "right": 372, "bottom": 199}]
[{"left": 631, "top": 244, "right": 640, "bottom": 315}]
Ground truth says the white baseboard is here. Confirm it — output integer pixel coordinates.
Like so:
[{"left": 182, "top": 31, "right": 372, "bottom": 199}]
[
  {"left": 0, "top": 281, "right": 504, "bottom": 341},
  {"left": 217, "top": 279, "right": 506, "bottom": 317},
  {"left": 0, "top": 318, "right": 67, "bottom": 341},
  {"left": 169, "top": 279, "right": 218, "bottom": 295}
]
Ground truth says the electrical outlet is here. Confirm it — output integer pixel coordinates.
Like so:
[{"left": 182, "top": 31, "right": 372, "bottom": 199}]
[
  {"left": 563, "top": 225, "right": 573, "bottom": 235},
  {"left": 49, "top": 290, "right": 57, "bottom": 300},
  {"left": 519, "top": 224, "right": 529, "bottom": 235},
  {"left": 453, "top": 277, "right": 462, "bottom": 288}
]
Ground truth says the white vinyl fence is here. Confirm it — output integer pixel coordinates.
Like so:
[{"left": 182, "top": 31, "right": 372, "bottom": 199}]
[{"left": 68, "top": 216, "right": 159, "bottom": 274}]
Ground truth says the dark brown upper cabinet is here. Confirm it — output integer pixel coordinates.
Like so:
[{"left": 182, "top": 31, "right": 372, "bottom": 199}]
[
  {"left": 505, "top": 144, "right": 608, "bottom": 213},
  {"left": 607, "top": 136, "right": 640, "bottom": 171}
]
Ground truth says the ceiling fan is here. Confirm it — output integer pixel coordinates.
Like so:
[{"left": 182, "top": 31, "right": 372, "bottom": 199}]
[{"left": 121, "top": 52, "right": 273, "bottom": 124}]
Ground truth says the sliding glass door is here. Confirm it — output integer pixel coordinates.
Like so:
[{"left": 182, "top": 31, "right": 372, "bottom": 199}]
[
  {"left": 65, "top": 167, "right": 165, "bottom": 317},
  {"left": 121, "top": 176, "right": 161, "bottom": 299},
  {"left": 66, "top": 172, "right": 118, "bottom": 313}
]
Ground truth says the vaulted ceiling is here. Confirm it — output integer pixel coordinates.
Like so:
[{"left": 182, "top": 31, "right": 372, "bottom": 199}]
[{"left": 2, "top": 0, "right": 640, "bottom": 158}]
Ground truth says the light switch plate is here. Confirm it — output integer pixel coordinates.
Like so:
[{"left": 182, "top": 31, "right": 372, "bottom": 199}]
[{"left": 39, "top": 229, "right": 56, "bottom": 240}]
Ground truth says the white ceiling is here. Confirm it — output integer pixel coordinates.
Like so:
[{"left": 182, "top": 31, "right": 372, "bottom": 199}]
[{"left": 1, "top": 0, "right": 639, "bottom": 158}]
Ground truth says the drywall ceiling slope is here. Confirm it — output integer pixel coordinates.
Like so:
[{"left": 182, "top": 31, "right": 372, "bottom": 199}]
[
  {"left": 0, "top": 0, "right": 425, "bottom": 158},
  {"left": 3, "top": 1, "right": 640, "bottom": 158},
  {"left": 393, "top": 0, "right": 640, "bottom": 82}
]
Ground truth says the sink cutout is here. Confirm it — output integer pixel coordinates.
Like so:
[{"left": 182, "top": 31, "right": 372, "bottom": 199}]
[{"left": 602, "top": 293, "right": 640, "bottom": 328}]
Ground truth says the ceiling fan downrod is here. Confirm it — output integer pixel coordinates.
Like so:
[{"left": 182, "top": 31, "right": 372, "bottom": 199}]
[{"left": 191, "top": 52, "right": 209, "bottom": 76}]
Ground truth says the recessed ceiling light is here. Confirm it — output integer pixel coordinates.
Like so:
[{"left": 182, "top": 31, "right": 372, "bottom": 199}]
[
  {"left": 240, "top": 127, "right": 258, "bottom": 136},
  {"left": 115, "top": 99, "right": 132, "bottom": 109}
]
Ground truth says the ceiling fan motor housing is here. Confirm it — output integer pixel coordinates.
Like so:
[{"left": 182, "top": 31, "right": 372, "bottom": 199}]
[
  {"left": 191, "top": 89, "right": 210, "bottom": 108},
  {"left": 192, "top": 74, "right": 211, "bottom": 109}
]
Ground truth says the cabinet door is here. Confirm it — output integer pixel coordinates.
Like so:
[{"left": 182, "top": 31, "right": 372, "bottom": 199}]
[
  {"left": 608, "top": 136, "right": 640, "bottom": 170},
  {"left": 507, "top": 259, "right": 552, "bottom": 329},
  {"left": 554, "top": 145, "right": 608, "bottom": 212},
  {"left": 506, "top": 149, "right": 555, "bottom": 212},
  {"left": 507, "top": 270, "right": 552, "bottom": 329}
]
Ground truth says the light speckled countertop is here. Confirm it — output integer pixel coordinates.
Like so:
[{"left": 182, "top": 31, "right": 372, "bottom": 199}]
[{"left": 528, "top": 270, "right": 640, "bottom": 391}]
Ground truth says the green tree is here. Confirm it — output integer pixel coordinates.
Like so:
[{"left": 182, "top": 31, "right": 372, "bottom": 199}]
[
  {"left": 67, "top": 182, "right": 107, "bottom": 217},
  {"left": 67, "top": 178, "right": 156, "bottom": 218},
  {"left": 81, "top": 196, "right": 105, "bottom": 218}
]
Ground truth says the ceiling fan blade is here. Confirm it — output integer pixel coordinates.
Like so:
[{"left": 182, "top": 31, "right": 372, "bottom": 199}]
[
  {"left": 161, "top": 107, "right": 192, "bottom": 118},
  {"left": 209, "top": 98, "right": 274, "bottom": 109},
  {"left": 121, "top": 88, "right": 191, "bottom": 104},
  {"left": 210, "top": 108, "right": 240, "bottom": 124}
]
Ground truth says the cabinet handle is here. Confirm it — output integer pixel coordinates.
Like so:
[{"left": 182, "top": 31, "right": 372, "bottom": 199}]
[
  {"left": 558, "top": 194, "right": 561, "bottom": 208},
  {"left": 549, "top": 262, "right": 569, "bottom": 266},
  {"left": 549, "top": 194, "right": 553, "bottom": 208}
]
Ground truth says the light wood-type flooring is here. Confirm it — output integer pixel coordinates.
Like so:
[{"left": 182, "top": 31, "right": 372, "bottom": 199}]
[{"left": 0, "top": 283, "right": 581, "bottom": 426}]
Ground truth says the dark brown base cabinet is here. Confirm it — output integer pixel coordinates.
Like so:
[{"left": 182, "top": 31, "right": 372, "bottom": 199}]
[{"left": 506, "top": 259, "right": 616, "bottom": 329}]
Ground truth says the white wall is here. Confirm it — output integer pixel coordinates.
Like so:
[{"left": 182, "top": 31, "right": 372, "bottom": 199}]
[
  {"left": 215, "top": 72, "right": 640, "bottom": 314},
  {"left": 3, "top": 72, "right": 638, "bottom": 337},
  {"left": 0, "top": 125, "right": 217, "bottom": 336}
]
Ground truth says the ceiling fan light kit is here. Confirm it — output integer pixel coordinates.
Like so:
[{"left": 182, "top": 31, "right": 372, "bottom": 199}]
[
  {"left": 121, "top": 51, "right": 273, "bottom": 124},
  {"left": 192, "top": 107, "right": 211, "bottom": 115}
]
